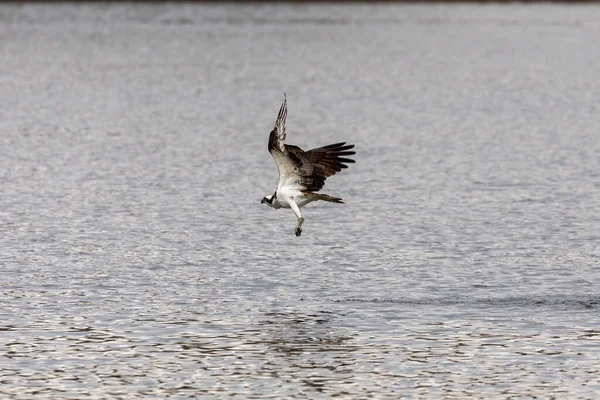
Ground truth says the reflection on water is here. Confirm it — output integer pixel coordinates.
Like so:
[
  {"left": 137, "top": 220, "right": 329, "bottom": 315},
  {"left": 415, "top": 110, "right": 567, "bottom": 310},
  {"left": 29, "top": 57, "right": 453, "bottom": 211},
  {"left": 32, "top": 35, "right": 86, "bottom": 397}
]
[{"left": 2, "top": 2, "right": 600, "bottom": 399}]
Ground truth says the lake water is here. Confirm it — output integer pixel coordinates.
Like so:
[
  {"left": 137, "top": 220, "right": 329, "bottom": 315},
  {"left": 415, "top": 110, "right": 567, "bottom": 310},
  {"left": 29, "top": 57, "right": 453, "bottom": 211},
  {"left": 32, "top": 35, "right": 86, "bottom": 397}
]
[{"left": 1, "top": 2, "right": 600, "bottom": 398}]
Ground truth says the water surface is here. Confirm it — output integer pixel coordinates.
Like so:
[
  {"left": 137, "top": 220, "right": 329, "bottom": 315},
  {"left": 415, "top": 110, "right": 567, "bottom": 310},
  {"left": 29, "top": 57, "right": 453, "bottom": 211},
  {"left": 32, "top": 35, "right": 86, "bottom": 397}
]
[{"left": 1, "top": 3, "right": 600, "bottom": 398}]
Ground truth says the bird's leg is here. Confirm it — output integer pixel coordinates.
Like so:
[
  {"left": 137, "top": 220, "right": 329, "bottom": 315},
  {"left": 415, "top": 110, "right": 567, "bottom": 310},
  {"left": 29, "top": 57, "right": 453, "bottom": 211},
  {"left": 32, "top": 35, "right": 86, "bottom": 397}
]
[
  {"left": 289, "top": 201, "right": 304, "bottom": 237},
  {"left": 296, "top": 217, "right": 305, "bottom": 237}
]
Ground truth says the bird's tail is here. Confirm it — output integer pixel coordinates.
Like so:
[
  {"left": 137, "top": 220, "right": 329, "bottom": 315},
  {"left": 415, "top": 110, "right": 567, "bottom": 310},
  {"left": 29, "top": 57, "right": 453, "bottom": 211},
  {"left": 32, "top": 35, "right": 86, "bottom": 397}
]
[{"left": 314, "top": 193, "right": 344, "bottom": 204}]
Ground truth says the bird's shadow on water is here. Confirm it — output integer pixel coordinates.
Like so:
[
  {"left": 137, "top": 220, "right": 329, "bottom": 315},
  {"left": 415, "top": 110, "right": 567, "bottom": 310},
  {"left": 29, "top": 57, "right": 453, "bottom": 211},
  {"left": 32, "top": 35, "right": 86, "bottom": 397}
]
[
  {"left": 256, "top": 310, "right": 357, "bottom": 357},
  {"left": 173, "top": 307, "right": 358, "bottom": 394},
  {"left": 253, "top": 309, "right": 359, "bottom": 394}
]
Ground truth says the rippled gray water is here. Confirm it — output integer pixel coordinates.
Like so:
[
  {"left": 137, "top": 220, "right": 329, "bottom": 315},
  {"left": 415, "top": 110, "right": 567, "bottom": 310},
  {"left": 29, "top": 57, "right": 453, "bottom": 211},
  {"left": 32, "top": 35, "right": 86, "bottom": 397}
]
[{"left": 2, "top": 3, "right": 600, "bottom": 398}]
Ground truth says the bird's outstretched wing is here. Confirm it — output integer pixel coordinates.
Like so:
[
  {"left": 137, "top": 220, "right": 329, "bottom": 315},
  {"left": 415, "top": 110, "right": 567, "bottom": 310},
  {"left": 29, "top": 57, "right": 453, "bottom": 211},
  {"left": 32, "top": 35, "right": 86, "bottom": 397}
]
[
  {"left": 268, "top": 93, "right": 287, "bottom": 154},
  {"left": 267, "top": 94, "right": 355, "bottom": 192},
  {"left": 268, "top": 94, "right": 297, "bottom": 189},
  {"left": 284, "top": 142, "right": 355, "bottom": 192}
]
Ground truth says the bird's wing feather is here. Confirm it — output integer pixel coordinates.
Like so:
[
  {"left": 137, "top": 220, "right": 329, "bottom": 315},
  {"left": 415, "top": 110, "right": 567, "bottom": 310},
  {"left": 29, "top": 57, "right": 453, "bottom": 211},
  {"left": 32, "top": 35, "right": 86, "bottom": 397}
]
[
  {"left": 284, "top": 142, "right": 355, "bottom": 192},
  {"left": 268, "top": 94, "right": 295, "bottom": 189},
  {"left": 267, "top": 94, "right": 356, "bottom": 192},
  {"left": 268, "top": 93, "right": 287, "bottom": 154}
]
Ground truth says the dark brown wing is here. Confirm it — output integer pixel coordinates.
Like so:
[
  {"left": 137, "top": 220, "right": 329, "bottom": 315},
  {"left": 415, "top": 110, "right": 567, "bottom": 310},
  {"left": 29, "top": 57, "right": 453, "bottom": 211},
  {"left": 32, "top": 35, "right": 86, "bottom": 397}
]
[{"left": 284, "top": 142, "right": 355, "bottom": 192}]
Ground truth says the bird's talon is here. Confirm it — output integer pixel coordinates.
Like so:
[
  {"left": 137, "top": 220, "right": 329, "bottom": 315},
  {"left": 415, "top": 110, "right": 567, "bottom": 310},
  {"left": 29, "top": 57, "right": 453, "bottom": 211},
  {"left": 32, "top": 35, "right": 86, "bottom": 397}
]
[{"left": 295, "top": 227, "right": 302, "bottom": 237}]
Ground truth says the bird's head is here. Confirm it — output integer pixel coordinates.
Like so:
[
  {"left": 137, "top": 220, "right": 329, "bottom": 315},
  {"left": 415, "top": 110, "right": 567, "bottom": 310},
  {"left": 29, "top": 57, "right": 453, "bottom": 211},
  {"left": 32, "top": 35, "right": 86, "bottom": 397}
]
[
  {"left": 261, "top": 192, "right": 278, "bottom": 208},
  {"left": 261, "top": 194, "right": 273, "bottom": 205}
]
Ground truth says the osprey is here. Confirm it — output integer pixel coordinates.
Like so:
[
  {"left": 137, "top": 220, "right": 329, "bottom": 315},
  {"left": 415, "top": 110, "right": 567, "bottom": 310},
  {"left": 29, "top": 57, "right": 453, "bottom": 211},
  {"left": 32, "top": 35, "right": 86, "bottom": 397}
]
[{"left": 261, "top": 94, "right": 356, "bottom": 236}]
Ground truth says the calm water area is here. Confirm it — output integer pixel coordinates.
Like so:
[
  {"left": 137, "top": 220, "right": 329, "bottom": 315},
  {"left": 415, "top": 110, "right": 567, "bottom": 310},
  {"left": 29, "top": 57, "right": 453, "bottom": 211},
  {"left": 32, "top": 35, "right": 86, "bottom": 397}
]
[{"left": 1, "top": 3, "right": 600, "bottom": 398}]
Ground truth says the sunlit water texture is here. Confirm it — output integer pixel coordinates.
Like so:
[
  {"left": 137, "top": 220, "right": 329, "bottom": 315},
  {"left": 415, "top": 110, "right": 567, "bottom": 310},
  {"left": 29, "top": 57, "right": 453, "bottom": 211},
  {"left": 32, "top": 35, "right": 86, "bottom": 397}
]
[{"left": 1, "top": 2, "right": 600, "bottom": 398}]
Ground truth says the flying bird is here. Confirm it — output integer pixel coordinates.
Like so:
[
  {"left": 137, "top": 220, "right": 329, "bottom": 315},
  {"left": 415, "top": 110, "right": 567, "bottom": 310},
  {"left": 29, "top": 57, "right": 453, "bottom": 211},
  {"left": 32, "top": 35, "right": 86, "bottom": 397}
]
[{"left": 261, "top": 94, "right": 356, "bottom": 236}]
